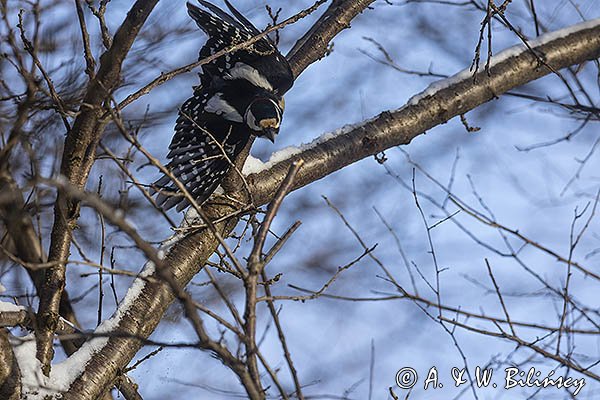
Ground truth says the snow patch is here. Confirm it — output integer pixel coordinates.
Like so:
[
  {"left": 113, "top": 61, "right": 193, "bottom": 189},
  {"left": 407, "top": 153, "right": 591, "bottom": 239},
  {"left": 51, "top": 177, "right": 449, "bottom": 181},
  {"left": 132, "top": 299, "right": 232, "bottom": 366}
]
[
  {"left": 242, "top": 154, "right": 267, "bottom": 175},
  {"left": 0, "top": 300, "right": 24, "bottom": 312},
  {"left": 12, "top": 334, "right": 68, "bottom": 398},
  {"left": 161, "top": 206, "right": 204, "bottom": 249},
  {"left": 11, "top": 260, "right": 158, "bottom": 399},
  {"left": 243, "top": 121, "right": 371, "bottom": 175}
]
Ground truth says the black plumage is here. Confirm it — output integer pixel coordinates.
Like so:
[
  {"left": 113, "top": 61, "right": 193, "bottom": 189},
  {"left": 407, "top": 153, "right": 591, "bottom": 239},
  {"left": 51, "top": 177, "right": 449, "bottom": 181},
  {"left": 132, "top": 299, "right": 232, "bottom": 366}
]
[
  {"left": 153, "top": 1, "right": 294, "bottom": 211},
  {"left": 188, "top": 0, "right": 293, "bottom": 92}
]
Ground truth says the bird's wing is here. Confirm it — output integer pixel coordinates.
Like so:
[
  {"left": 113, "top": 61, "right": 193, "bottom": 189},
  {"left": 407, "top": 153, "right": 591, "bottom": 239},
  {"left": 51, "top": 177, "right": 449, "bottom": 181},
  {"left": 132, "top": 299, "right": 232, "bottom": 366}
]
[
  {"left": 222, "top": 0, "right": 261, "bottom": 35},
  {"left": 152, "top": 88, "right": 249, "bottom": 211},
  {"left": 186, "top": 1, "right": 294, "bottom": 94}
]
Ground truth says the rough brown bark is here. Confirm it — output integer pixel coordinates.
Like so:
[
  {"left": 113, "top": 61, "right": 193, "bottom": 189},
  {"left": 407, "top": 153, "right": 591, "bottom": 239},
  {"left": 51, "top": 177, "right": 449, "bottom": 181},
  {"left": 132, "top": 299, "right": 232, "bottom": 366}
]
[
  {"left": 0, "top": 329, "right": 21, "bottom": 400},
  {"left": 36, "top": 0, "right": 160, "bottom": 374},
  {"left": 0, "top": 171, "right": 84, "bottom": 355},
  {"left": 250, "top": 22, "right": 600, "bottom": 205},
  {"left": 287, "top": 0, "right": 377, "bottom": 78}
]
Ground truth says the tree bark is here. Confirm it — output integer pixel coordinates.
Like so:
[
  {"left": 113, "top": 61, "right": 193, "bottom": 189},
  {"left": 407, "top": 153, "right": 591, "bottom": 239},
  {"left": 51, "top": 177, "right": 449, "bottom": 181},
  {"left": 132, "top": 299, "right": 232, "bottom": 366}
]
[
  {"left": 36, "top": 0, "right": 160, "bottom": 374},
  {"left": 251, "top": 20, "right": 600, "bottom": 204},
  {"left": 286, "top": 0, "right": 377, "bottom": 78},
  {"left": 0, "top": 329, "right": 21, "bottom": 400}
]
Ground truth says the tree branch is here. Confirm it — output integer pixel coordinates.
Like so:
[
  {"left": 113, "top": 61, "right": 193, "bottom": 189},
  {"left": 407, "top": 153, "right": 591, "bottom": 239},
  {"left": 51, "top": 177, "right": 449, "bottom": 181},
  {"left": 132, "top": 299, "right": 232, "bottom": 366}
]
[
  {"left": 286, "top": 0, "right": 377, "bottom": 78},
  {"left": 53, "top": 3, "right": 378, "bottom": 397},
  {"left": 0, "top": 170, "right": 83, "bottom": 356},
  {"left": 249, "top": 19, "right": 600, "bottom": 204},
  {"left": 37, "top": 0, "right": 159, "bottom": 374},
  {"left": 0, "top": 329, "right": 21, "bottom": 400}
]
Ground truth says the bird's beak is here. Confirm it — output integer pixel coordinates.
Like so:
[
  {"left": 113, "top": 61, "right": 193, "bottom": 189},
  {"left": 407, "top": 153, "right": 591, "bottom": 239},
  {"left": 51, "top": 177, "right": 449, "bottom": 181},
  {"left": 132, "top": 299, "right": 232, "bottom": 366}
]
[{"left": 263, "top": 128, "right": 277, "bottom": 143}]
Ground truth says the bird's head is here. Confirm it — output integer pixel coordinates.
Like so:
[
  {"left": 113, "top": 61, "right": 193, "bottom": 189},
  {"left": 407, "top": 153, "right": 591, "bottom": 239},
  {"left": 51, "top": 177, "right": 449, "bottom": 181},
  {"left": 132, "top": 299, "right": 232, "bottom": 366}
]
[{"left": 244, "top": 95, "right": 285, "bottom": 143}]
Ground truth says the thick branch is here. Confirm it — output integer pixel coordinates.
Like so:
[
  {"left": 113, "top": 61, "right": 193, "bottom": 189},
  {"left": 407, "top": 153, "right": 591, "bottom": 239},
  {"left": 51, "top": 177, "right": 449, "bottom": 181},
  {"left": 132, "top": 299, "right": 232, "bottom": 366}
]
[
  {"left": 0, "top": 329, "right": 21, "bottom": 400},
  {"left": 37, "top": 0, "right": 159, "bottom": 374},
  {"left": 0, "top": 166, "right": 139, "bottom": 400},
  {"left": 286, "top": 0, "right": 376, "bottom": 77},
  {"left": 250, "top": 19, "right": 600, "bottom": 204}
]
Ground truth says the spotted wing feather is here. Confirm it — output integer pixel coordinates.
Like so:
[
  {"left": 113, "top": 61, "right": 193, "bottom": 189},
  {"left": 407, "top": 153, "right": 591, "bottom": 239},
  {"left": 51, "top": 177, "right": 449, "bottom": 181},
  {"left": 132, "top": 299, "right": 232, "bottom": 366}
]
[
  {"left": 152, "top": 87, "right": 249, "bottom": 211},
  {"left": 186, "top": 1, "right": 294, "bottom": 94}
]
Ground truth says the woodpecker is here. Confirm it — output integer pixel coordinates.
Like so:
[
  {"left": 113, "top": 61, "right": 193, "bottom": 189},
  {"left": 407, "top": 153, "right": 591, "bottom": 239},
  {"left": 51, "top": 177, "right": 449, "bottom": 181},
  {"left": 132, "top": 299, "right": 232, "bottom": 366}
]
[{"left": 153, "top": 0, "right": 293, "bottom": 211}]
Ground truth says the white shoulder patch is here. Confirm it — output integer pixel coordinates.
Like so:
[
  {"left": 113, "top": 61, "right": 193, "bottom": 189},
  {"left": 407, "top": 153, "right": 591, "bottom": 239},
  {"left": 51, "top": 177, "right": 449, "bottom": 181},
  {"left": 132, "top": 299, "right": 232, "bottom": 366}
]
[
  {"left": 224, "top": 62, "right": 273, "bottom": 91},
  {"left": 204, "top": 93, "right": 243, "bottom": 122}
]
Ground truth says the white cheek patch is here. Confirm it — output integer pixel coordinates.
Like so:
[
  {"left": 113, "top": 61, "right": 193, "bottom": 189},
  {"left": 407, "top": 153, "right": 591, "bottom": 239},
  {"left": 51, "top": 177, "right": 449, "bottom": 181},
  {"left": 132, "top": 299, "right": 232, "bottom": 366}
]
[
  {"left": 244, "top": 108, "right": 261, "bottom": 131},
  {"left": 204, "top": 93, "right": 243, "bottom": 122},
  {"left": 224, "top": 62, "right": 273, "bottom": 91}
]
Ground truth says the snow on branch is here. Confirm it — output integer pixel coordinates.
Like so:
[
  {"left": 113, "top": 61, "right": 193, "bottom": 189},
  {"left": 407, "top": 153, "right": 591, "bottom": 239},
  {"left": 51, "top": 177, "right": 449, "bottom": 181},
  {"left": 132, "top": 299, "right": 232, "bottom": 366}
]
[
  {"left": 408, "top": 18, "right": 600, "bottom": 106},
  {"left": 245, "top": 18, "right": 600, "bottom": 205}
]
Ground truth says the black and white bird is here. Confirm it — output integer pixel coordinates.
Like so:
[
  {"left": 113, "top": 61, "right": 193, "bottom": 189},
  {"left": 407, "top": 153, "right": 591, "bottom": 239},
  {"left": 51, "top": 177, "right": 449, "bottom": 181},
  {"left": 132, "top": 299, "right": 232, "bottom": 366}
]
[{"left": 153, "top": 0, "right": 294, "bottom": 211}]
